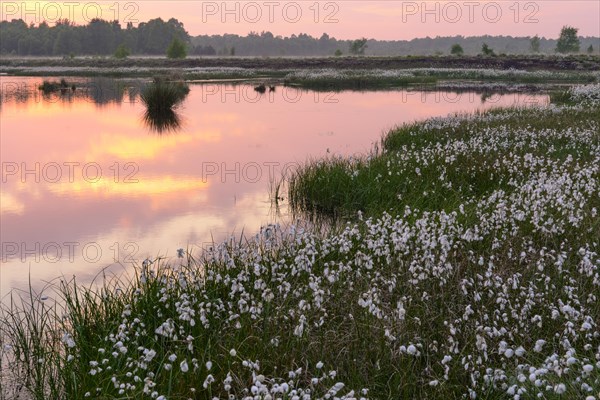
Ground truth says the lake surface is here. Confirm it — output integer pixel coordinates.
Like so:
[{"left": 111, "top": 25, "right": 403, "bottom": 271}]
[{"left": 0, "top": 76, "right": 548, "bottom": 296}]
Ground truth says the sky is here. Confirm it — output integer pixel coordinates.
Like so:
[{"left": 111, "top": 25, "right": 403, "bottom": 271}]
[{"left": 2, "top": 1, "right": 600, "bottom": 40}]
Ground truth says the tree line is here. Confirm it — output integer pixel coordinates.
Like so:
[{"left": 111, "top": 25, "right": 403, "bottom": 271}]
[
  {"left": 0, "top": 18, "right": 189, "bottom": 56},
  {"left": 1, "top": 18, "right": 598, "bottom": 57}
]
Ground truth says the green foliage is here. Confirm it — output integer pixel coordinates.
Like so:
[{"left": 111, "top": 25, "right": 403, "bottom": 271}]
[
  {"left": 140, "top": 80, "right": 189, "bottom": 132},
  {"left": 349, "top": 38, "right": 368, "bottom": 55},
  {"left": 334, "top": 49, "right": 343, "bottom": 57},
  {"left": 140, "top": 80, "right": 189, "bottom": 112},
  {"left": 481, "top": 42, "right": 495, "bottom": 56},
  {"left": 230, "top": 46, "right": 236, "bottom": 56},
  {"left": 530, "top": 35, "right": 541, "bottom": 53},
  {"left": 0, "top": 17, "right": 189, "bottom": 56},
  {"left": 450, "top": 43, "right": 463, "bottom": 56},
  {"left": 114, "top": 43, "right": 130, "bottom": 59},
  {"left": 556, "top": 26, "right": 581, "bottom": 53},
  {"left": 166, "top": 37, "right": 187, "bottom": 59},
  {"left": 588, "top": 44, "right": 594, "bottom": 54}
]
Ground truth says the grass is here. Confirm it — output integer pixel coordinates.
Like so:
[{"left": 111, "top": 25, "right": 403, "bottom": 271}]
[
  {"left": 140, "top": 79, "right": 190, "bottom": 133},
  {"left": 1, "top": 83, "right": 599, "bottom": 400},
  {"left": 283, "top": 70, "right": 437, "bottom": 90},
  {"left": 288, "top": 88, "right": 600, "bottom": 220}
]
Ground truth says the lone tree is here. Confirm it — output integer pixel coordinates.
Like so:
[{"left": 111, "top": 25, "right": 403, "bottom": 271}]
[
  {"left": 349, "top": 38, "right": 368, "bottom": 55},
  {"left": 167, "top": 37, "right": 187, "bottom": 59},
  {"left": 530, "top": 35, "right": 541, "bottom": 53},
  {"left": 587, "top": 44, "right": 594, "bottom": 54},
  {"left": 114, "top": 43, "right": 130, "bottom": 59},
  {"left": 481, "top": 43, "right": 495, "bottom": 56},
  {"left": 450, "top": 43, "right": 464, "bottom": 56},
  {"left": 555, "top": 26, "right": 580, "bottom": 53}
]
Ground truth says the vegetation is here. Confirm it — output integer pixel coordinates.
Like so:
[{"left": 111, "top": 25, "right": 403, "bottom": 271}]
[
  {"left": 284, "top": 69, "right": 437, "bottom": 90},
  {"left": 2, "top": 83, "right": 599, "bottom": 400},
  {"left": 530, "top": 35, "right": 541, "bottom": 53},
  {"left": 0, "top": 18, "right": 189, "bottom": 56},
  {"left": 481, "top": 43, "right": 495, "bottom": 56},
  {"left": 114, "top": 43, "right": 131, "bottom": 59},
  {"left": 166, "top": 37, "right": 187, "bottom": 59},
  {"left": 349, "top": 38, "right": 368, "bottom": 55},
  {"left": 2, "top": 18, "right": 599, "bottom": 57},
  {"left": 450, "top": 43, "right": 464, "bottom": 56},
  {"left": 38, "top": 78, "right": 75, "bottom": 93},
  {"left": 140, "top": 79, "right": 190, "bottom": 132},
  {"left": 556, "top": 26, "right": 581, "bottom": 54},
  {"left": 282, "top": 68, "right": 597, "bottom": 91},
  {"left": 288, "top": 84, "right": 599, "bottom": 218}
]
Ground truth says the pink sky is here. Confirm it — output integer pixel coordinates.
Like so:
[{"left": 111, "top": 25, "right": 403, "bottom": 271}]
[{"left": 2, "top": 1, "right": 599, "bottom": 40}]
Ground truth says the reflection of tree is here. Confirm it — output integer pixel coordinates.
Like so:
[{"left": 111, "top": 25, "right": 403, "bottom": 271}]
[
  {"left": 87, "top": 78, "right": 128, "bottom": 105},
  {"left": 481, "top": 92, "right": 493, "bottom": 103},
  {"left": 0, "top": 78, "right": 146, "bottom": 109},
  {"left": 141, "top": 80, "right": 190, "bottom": 134}
]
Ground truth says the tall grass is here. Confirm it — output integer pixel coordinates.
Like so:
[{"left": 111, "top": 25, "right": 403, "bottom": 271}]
[{"left": 140, "top": 80, "right": 190, "bottom": 133}]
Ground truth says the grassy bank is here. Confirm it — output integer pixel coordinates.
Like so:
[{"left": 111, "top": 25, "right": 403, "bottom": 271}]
[
  {"left": 289, "top": 84, "right": 600, "bottom": 219},
  {"left": 283, "top": 68, "right": 598, "bottom": 91},
  {"left": 2, "top": 85, "right": 599, "bottom": 400}
]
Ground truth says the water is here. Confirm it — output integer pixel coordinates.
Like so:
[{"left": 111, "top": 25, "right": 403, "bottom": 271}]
[{"left": 0, "top": 76, "right": 549, "bottom": 296}]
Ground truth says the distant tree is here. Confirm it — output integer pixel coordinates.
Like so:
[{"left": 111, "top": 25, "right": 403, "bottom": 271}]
[
  {"left": 334, "top": 49, "right": 343, "bottom": 56},
  {"left": 193, "top": 45, "right": 217, "bottom": 56},
  {"left": 230, "top": 46, "right": 236, "bottom": 56},
  {"left": 114, "top": 43, "right": 130, "bottom": 59},
  {"left": 555, "top": 26, "right": 580, "bottom": 53},
  {"left": 166, "top": 37, "right": 187, "bottom": 59},
  {"left": 481, "top": 43, "right": 495, "bottom": 56},
  {"left": 587, "top": 44, "right": 594, "bottom": 54},
  {"left": 530, "top": 35, "right": 541, "bottom": 53},
  {"left": 450, "top": 43, "right": 464, "bottom": 56},
  {"left": 349, "top": 38, "right": 368, "bottom": 55}
]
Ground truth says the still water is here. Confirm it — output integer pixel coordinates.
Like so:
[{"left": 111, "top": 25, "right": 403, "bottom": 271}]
[{"left": 0, "top": 76, "right": 549, "bottom": 296}]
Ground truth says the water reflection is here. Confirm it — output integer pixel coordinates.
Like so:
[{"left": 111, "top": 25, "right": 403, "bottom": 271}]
[
  {"left": 0, "top": 77, "right": 144, "bottom": 107},
  {"left": 143, "top": 107, "right": 184, "bottom": 133},
  {"left": 0, "top": 76, "right": 550, "bottom": 297}
]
